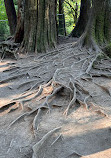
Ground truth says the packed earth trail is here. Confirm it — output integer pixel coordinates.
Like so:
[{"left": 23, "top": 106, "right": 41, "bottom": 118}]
[{"left": 0, "top": 37, "right": 111, "bottom": 158}]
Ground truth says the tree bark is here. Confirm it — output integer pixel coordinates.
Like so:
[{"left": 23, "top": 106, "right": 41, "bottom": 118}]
[
  {"left": 14, "top": 0, "right": 24, "bottom": 43},
  {"left": 22, "top": 0, "right": 57, "bottom": 53},
  {"left": 4, "top": 0, "right": 17, "bottom": 35},
  {"left": 70, "top": 0, "right": 91, "bottom": 37},
  {"left": 80, "top": 0, "right": 111, "bottom": 53}
]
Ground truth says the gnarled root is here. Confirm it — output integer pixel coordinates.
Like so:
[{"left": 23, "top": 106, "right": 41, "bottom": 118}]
[{"left": 64, "top": 81, "right": 77, "bottom": 116}]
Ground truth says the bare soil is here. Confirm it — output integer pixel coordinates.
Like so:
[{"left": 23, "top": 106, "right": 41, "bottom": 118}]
[{"left": 0, "top": 37, "right": 111, "bottom": 158}]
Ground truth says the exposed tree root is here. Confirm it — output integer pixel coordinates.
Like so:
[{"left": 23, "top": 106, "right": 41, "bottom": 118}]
[
  {"left": 89, "top": 102, "right": 108, "bottom": 118},
  {"left": 32, "top": 127, "right": 61, "bottom": 158},
  {"left": 16, "top": 79, "right": 39, "bottom": 89},
  {"left": 64, "top": 81, "right": 77, "bottom": 116},
  {"left": 16, "top": 85, "right": 43, "bottom": 104},
  {"left": 66, "top": 151, "right": 83, "bottom": 158},
  {"left": 43, "top": 86, "right": 64, "bottom": 107},
  {"left": 1, "top": 38, "right": 111, "bottom": 158},
  {"left": 0, "top": 72, "right": 29, "bottom": 84},
  {"left": 33, "top": 108, "right": 42, "bottom": 137},
  {"left": 86, "top": 54, "right": 99, "bottom": 73},
  {"left": 75, "top": 80, "right": 90, "bottom": 95},
  {"left": 50, "top": 134, "right": 63, "bottom": 146},
  {"left": 8, "top": 106, "right": 49, "bottom": 129},
  {"left": 77, "top": 97, "right": 89, "bottom": 110},
  {"left": 93, "top": 82, "right": 111, "bottom": 96},
  {"left": 0, "top": 101, "right": 23, "bottom": 116},
  {"left": 0, "top": 41, "right": 20, "bottom": 60}
]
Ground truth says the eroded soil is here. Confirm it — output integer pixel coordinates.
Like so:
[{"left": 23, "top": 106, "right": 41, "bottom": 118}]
[{"left": 0, "top": 37, "right": 111, "bottom": 158}]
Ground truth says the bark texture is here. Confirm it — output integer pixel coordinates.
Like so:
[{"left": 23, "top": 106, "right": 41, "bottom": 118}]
[
  {"left": 14, "top": 0, "right": 24, "bottom": 43},
  {"left": 80, "top": 0, "right": 111, "bottom": 52},
  {"left": 4, "top": 0, "right": 17, "bottom": 35},
  {"left": 23, "top": 0, "right": 57, "bottom": 53},
  {"left": 70, "top": 0, "right": 91, "bottom": 37}
]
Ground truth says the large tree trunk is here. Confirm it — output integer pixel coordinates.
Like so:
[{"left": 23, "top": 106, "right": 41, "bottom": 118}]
[
  {"left": 81, "top": 0, "right": 111, "bottom": 53},
  {"left": 22, "top": 0, "right": 57, "bottom": 53},
  {"left": 4, "top": 0, "right": 17, "bottom": 35},
  {"left": 70, "top": 0, "right": 91, "bottom": 37},
  {"left": 14, "top": 0, "right": 24, "bottom": 43}
]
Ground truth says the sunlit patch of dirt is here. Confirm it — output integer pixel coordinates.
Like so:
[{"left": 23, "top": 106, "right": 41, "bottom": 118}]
[{"left": 0, "top": 37, "right": 111, "bottom": 158}]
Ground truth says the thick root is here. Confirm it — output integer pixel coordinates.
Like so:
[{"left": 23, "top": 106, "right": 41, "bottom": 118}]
[{"left": 64, "top": 81, "right": 77, "bottom": 116}]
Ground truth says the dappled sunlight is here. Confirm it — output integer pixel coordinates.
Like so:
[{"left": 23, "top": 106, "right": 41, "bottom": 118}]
[
  {"left": 0, "top": 61, "right": 10, "bottom": 66},
  {"left": 62, "top": 117, "right": 111, "bottom": 137},
  {"left": 0, "top": 98, "right": 12, "bottom": 107},
  {"left": 0, "top": 0, "right": 111, "bottom": 157},
  {"left": 82, "top": 148, "right": 111, "bottom": 158},
  {"left": 0, "top": 65, "right": 11, "bottom": 72},
  {"left": 42, "top": 85, "right": 53, "bottom": 95},
  {"left": 61, "top": 120, "right": 111, "bottom": 158},
  {"left": 0, "top": 101, "right": 19, "bottom": 116},
  {"left": 0, "top": 82, "right": 13, "bottom": 88}
]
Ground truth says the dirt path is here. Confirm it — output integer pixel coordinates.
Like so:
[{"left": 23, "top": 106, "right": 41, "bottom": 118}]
[{"left": 0, "top": 37, "right": 111, "bottom": 158}]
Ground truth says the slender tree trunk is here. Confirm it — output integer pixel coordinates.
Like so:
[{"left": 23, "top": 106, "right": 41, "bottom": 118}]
[
  {"left": 70, "top": 0, "right": 91, "bottom": 37},
  {"left": 58, "top": 0, "right": 66, "bottom": 35},
  {"left": 81, "top": 0, "right": 111, "bottom": 53},
  {"left": 4, "top": 0, "right": 17, "bottom": 35}
]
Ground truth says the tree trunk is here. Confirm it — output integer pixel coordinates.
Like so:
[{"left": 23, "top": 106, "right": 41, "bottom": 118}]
[
  {"left": 58, "top": 0, "right": 66, "bottom": 35},
  {"left": 4, "top": 0, "right": 17, "bottom": 35},
  {"left": 81, "top": 0, "right": 111, "bottom": 53},
  {"left": 22, "top": 0, "right": 57, "bottom": 53},
  {"left": 70, "top": 0, "right": 91, "bottom": 37},
  {"left": 14, "top": 0, "right": 24, "bottom": 43}
]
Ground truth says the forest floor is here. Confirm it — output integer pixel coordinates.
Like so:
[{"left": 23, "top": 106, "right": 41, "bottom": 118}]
[{"left": 0, "top": 37, "right": 111, "bottom": 158}]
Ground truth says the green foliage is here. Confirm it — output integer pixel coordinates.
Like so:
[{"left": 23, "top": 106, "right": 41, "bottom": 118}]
[
  {"left": 64, "top": 0, "right": 80, "bottom": 35},
  {"left": 0, "top": 0, "right": 17, "bottom": 41},
  {"left": 0, "top": 0, "right": 9, "bottom": 41},
  {"left": 0, "top": 0, "right": 7, "bottom": 20},
  {"left": 57, "top": 0, "right": 80, "bottom": 35},
  {"left": 0, "top": 21, "right": 10, "bottom": 41}
]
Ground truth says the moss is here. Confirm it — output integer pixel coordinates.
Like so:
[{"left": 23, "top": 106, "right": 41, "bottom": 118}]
[
  {"left": 95, "top": 14, "right": 105, "bottom": 44},
  {"left": 103, "top": 43, "right": 111, "bottom": 58}
]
